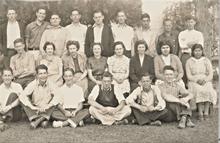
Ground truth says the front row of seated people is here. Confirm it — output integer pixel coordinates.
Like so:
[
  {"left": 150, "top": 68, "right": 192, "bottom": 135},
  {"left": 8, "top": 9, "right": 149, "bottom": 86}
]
[{"left": 0, "top": 63, "right": 197, "bottom": 131}]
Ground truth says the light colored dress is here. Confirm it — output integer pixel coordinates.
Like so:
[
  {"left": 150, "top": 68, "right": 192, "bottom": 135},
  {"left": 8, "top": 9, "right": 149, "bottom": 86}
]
[
  {"left": 107, "top": 55, "right": 130, "bottom": 94},
  {"left": 186, "top": 57, "right": 217, "bottom": 109},
  {"left": 38, "top": 55, "right": 63, "bottom": 87}
]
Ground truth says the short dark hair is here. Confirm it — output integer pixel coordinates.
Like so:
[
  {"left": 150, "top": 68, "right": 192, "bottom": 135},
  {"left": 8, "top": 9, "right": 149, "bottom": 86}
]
[
  {"left": 163, "top": 65, "right": 175, "bottom": 73},
  {"left": 36, "top": 64, "right": 48, "bottom": 74},
  {"left": 2, "top": 67, "right": 13, "bottom": 75},
  {"left": 14, "top": 38, "right": 25, "bottom": 45},
  {"left": 185, "top": 15, "right": 197, "bottom": 22},
  {"left": 7, "top": 7, "right": 17, "bottom": 13},
  {"left": 93, "top": 9, "right": 104, "bottom": 16},
  {"left": 134, "top": 40, "right": 148, "bottom": 55},
  {"left": 91, "top": 42, "right": 103, "bottom": 55},
  {"left": 191, "top": 44, "right": 205, "bottom": 57},
  {"left": 43, "top": 42, "right": 56, "bottom": 52},
  {"left": 71, "top": 8, "right": 81, "bottom": 15},
  {"left": 102, "top": 71, "right": 113, "bottom": 79},
  {"left": 141, "top": 72, "right": 153, "bottom": 80},
  {"left": 163, "top": 18, "right": 172, "bottom": 25},
  {"left": 63, "top": 68, "right": 75, "bottom": 76},
  {"left": 50, "top": 12, "right": 60, "bottom": 19},
  {"left": 113, "top": 41, "right": 125, "bottom": 55},
  {"left": 157, "top": 41, "right": 173, "bottom": 55},
  {"left": 141, "top": 13, "right": 150, "bottom": 20},
  {"left": 36, "top": 7, "right": 47, "bottom": 13},
  {"left": 116, "top": 10, "right": 126, "bottom": 16},
  {"left": 66, "top": 40, "right": 80, "bottom": 51}
]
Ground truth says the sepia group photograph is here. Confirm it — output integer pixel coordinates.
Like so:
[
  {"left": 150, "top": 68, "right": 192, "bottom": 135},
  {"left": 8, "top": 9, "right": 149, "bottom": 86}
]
[{"left": 0, "top": 0, "right": 219, "bottom": 142}]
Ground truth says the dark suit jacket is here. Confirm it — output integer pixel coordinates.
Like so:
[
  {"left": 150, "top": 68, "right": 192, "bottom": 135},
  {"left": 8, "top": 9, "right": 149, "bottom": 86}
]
[
  {"left": 85, "top": 24, "right": 114, "bottom": 57},
  {"left": 129, "top": 54, "right": 155, "bottom": 91},
  {"left": 0, "top": 21, "right": 25, "bottom": 55}
]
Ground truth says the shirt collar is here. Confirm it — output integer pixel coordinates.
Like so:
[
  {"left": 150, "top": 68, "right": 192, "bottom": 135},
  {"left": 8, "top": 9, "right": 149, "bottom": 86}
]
[
  {"left": 3, "top": 83, "right": 12, "bottom": 89},
  {"left": 34, "top": 20, "right": 45, "bottom": 26},
  {"left": 117, "top": 23, "right": 127, "bottom": 28},
  {"left": 37, "top": 80, "right": 48, "bottom": 87},
  {"left": 47, "top": 25, "right": 62, "bottom": 29},
  {"left": 93, "top": 23, "right": 104, "bottom": 28},
  {"left": 71, "top": 22, "right": 81, "bottom": 27},
  {"left": 101, "top": 84, "right": 112, "bottom": 91}
]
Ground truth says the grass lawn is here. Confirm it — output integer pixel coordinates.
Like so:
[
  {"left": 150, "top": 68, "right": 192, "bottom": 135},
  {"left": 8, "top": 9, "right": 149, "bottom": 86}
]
[{"left": 0, "top": 109, "right": 218, "bottom": 143}]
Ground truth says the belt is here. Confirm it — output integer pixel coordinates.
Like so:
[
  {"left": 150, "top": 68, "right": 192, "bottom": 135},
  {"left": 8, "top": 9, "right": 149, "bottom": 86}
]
[{"left": 28, "top": 47, "right": 39, "bottom": 50}]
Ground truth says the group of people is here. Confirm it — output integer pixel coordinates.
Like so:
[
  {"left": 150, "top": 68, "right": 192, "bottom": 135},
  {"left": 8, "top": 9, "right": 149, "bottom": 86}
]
[{"left": 0, "top": 6, "right": 217, "bottom": 132}]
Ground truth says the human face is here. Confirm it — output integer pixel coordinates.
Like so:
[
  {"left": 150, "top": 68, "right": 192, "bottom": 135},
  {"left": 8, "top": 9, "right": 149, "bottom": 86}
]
[
  {"left": 63, "top": 70, "right": 74, "bottom": 85},
  {"left": 137, "top": 44, "right": 146, "bottom": 55},
  {"left": 68, "top": 44, "right": 78, "bottom": 56},
  {"left": 70, "top": 10, "right": 81, "bottom": 23},
  {"left": 161, "top": 45, "right": 171, "bottom": 56},
  {"left": 186, "top": 19, "right": 196, "bottom": 30},
  {"left": 193, "top": 48, "right": 203, "bottom": 59},
  {"left": 37, "top": 69, "right": 48, "bottom": 83},
  {"left": 142, "top": 17, "right": 150, "bottom": 29},
  {"left": 2, "top": 70, "right": 13, "bottom": 86},
  {"left": 7, "top": 10, "right": 17, "bottom": 22},
  {"left": 50, "top": 15, "right": 61, "bottom": 27},
  {"left": 93, "top": 12, "right": 104, "bottom": 25},
  {"left": 45, "top": 45, "right": 54, "bottom": 56},
  {"left": 164, "top": 69, "right": 175, "bottom": 83},
  {"left": 93, "top": 44, "right": 102, "bottom": 57},
  {"left": 141, "top": 76, "right": 152, "bottom": 91},
  {"left": 114, "top": 44, "right": 124, "bottom": 56},
  {"left": 117, "top": 12, "right": 126, "bottom": 24},
  {"left": 36, "top": 9, "right": 46, "bottom": 22},
  {"left": 102, "top": 77, "right": 112, "bottom": 88},
  {"left": 164, "top": 20, "right": 172, "bottom": 32},
  {"left": 14, "top": 42, "right": 25, "bottom": 54}
]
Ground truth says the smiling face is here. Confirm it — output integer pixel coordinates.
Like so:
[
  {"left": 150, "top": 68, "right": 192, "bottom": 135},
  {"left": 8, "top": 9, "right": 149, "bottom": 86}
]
[
  {"left": 63, "top": 70, "right": 74, "bottom": 85},
  {"left": 36, "top": 9, "right": 46, "bottom": 22},
  {"left": 50, "top": 14, "right": 61, "bottom": 27},
  {"left": 117, "top": 11, "right": 126, "bottom": 24},
  {"left": 45, "top": 44, "right": 54, "bottom": 56},
  {"left": 68, "top": 44, "right": 78, "bottom": 56},
  {"left": 37, "top": 69, "right": 48, "bottom": 83},
  {"left": 161, "top": 45, "right": 171, "bottom": 56},
  {"left": 141, "top": 76, "right": 152, "bottom": 91},
  {"left": 2, "top": 70, "right": 13, "bottom": 86},
  {"left": 114, "top": 44, "right": 124, "bottom": 56},
  {"left": 7, "top": 9, "right": 17, "bottom": 22},
  {"left": 164, "top": 69, "right": 175, "bottom": 83},
  {"left": 92, "top": 44, "right": 102, "bottom": 57},
  {"left": 137, "top": 44, "right": 146, "bottom": 55},
  {"left": 193, "top": 47, "right": 203, "bottom": 59}
]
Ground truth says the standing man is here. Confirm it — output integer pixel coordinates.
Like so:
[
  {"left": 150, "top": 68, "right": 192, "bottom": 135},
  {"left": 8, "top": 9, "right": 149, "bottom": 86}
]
[
  {"left": 40, "top": 13, "right": 66, "bottom": 57},
  {"left": 0, "top": 67, "right": 23, "bottom": 132},
  {"left": 134, "top": 13, "right": 157, "bottom": 57},
  {"left": 112, "top": 10, "right": 134, "bottom": 57},
  {"left": 25, "top": 7, "right": 49, "bottom": 61},
  {"left": 156, "top": 18, "right": 179, "bottom": 56},
  {"left": 88, "top": 71, "right": 131, "bottom": 125},
  {"left": 52, "top": 68, "right": 90, "bottom": 128},
  {"left": 19, "top": 64, "right": 59, "bottom": 129},
  {"left": 10, "top": 38, "right": 35, "bottom": 89},
  {"left": 65, "top": 9, "right": 87, "bottom": 55},
  {"left": 85, "top": 10, "right": 114, "bottom": 57},
  {"left": 0, "top": 8, "right": 25, "bottom": 66},
  {"left": 178, "top": 16, "right": 204, "bottom": 86}
]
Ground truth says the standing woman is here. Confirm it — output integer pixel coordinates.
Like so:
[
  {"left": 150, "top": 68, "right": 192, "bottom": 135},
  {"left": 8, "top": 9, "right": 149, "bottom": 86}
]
[
  {"left": 37, "top": 42, "right": 63, "bottom": 86},
  {"left": 154, "top": 41, "right": 184, "bottom": 87},
  {"left": 129, "top": 40, "right": 155, "bottom": 92},
  {"left": 107, "top": 41, "right": 130, "bottom": 97},
  {"left": 186, "top": 44, "right": 217, "bottom": 120},
  {"left": 87, "top": 43, "right": 107, "bottom": 93},
  {"left": 62, "top": 40, "right": 88, "bottom": 96}
]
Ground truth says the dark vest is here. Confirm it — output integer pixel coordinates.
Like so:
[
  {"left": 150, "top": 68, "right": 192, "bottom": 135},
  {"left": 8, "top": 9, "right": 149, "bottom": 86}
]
[{"left": 96, "top": 84, "right": 119, "bottom": 107}]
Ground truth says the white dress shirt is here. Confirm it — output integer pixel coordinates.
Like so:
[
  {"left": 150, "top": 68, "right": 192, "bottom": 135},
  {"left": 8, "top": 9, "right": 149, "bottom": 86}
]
[{"left": 7, "top": 21, "right": 21, "bottom": 49}]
